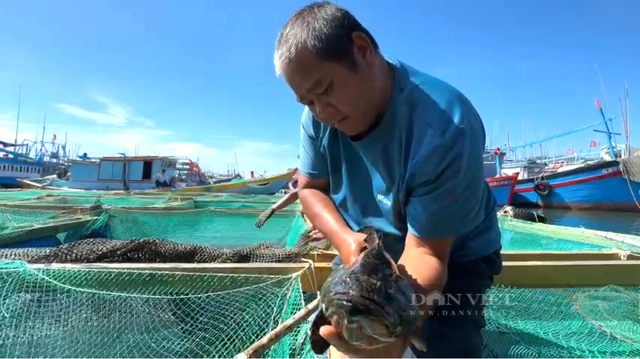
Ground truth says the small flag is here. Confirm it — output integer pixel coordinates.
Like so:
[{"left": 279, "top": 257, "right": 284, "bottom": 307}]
[
  {"left": 595, "top": 99, "right": 602, "bottom": 110},
  {"left": 565, "top": 148, "right": 571, "bottom": 155},
  {"left": 52, "top": 134, "right": 57, "bottom": 142},
  {"left": 590, "top": 140, "right": 597, "bottom": 148}
]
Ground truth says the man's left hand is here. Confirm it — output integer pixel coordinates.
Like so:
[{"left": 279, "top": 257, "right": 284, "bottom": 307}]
[{"left": 319, "top": 318, "right": 409, "bottom": 358}]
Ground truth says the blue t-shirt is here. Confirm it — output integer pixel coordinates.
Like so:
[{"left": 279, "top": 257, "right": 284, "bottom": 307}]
[{"left": 299, "top": 59, "right": 501, "bottom": 263}]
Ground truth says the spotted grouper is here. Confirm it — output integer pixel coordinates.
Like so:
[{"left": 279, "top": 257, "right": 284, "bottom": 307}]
[{"left": 309, "top": 227, "right": 427, "bottom": 354}]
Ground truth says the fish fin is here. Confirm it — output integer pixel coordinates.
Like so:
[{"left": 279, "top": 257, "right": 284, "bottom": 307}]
[
  {"left": 309, "top": 308, "right": 332, "bottom": 355},
  {"left": 409, "top": 333, "right": 427, "bottom": 353}
]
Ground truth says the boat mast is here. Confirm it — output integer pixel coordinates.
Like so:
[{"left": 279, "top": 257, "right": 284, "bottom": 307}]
[
  {"left": 14, "top": 85, "right": 21, "bottom": 146},
  {"left": 234, "top": 152, "right": 240, "bottom": 176},
  {"left": 595, "top": 99, "right": 617, "bottom": 159},
  {"left": 41, "top": 114, "right": 46, "bottom": 158}
]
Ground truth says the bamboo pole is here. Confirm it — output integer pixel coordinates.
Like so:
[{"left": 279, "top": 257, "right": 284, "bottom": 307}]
[{"left": 235, "top": 297, "right": 321, "bottom": 359}]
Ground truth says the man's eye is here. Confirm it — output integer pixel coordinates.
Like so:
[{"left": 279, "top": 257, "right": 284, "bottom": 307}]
[{"left": 320, "top": 83, "right": 332, "bottom": 96}]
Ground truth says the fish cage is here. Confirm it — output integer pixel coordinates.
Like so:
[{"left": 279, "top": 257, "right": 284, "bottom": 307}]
[
  {"left": 0, "top": 191, "right": 319, "bottom": 358},
  {"left": 0, "top": 189, "right": 639, "bottom": 358}
]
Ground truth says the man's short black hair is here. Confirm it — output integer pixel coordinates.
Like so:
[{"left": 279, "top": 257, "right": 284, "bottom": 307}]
[{"left": 274, "top": 1, "right": 380, "bottom": 75}]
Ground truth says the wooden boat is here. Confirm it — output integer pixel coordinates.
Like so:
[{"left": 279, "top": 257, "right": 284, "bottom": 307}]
[
  {"left": 18, "top": 153, "right": 297, "bottom": 196},
  {"left": 172, "top": 168, "right": 297, "bottom": 195},
  {"left": 18, "top": 155, "right": 182, "bottom": 191}
]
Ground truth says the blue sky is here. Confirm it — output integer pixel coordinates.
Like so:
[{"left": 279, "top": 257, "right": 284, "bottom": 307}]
[{"left": 0, "top": 0, "right": 637, "bottom": 174}]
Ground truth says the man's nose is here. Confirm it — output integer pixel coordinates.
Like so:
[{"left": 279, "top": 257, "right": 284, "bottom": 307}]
[{"left": 313, "top": 100, "right": 339, "bottom": 121}]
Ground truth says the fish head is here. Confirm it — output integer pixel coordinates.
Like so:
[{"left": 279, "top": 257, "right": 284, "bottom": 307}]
[{"left": 317, "top": 228, "right": 421, "bottom": 348}]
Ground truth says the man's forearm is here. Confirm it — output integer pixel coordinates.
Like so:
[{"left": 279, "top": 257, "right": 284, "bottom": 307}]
[
  {"left": 270, "top": 190, "right": 299, "bottom": 212},
  {"left": 398, "top": 250, "right": 448, "bottom": 325},
  {"left": 298, "top": 188, "right": 360, "bottom": 259}
]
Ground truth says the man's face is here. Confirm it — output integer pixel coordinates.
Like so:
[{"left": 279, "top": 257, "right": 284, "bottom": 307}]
[{"left": 281, "top": 45, "right": 376, "bottom": 136}]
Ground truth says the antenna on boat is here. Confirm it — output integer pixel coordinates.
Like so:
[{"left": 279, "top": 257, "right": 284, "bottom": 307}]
[
  {"left": 234, "top": 152, "right": 240, "bottom": 176},
  {"left": 64, "top": 132, "right": 68, "bottom": 159},
  {"left": 594, "top": 63, "right": 611, "bottom": 119},
  {"left": 617, "top": 80, "right": 631, "bottom": 157},
  {"left": 40, "top": 114, "right": 46, "bottom": 157},
  {"left": 14, "top": 85, "right": 22, "bottom": 145}
]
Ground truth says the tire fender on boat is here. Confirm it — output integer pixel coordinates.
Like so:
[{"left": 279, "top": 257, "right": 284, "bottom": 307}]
[{"left": 533, "top": 180, "right": 551, "bottom": 196}]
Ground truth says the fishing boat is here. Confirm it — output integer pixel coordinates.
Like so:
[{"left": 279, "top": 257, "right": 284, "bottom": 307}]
[
  {"left": 509, "top": 158, "right": 640, "bottom": 211},
  {"left": 175, "top": 158, "right": 212, "bottom": 187},
  {"left": 19, "top": 153, "right": 298, "bottom": 195},
  {"left": 172, "top": 168, "right": 298, "bottom": 195},
  {"left": 495, "top": 98, "right": 640, "bottom": 212},
  {"left": 19, "top": 155, "right": 180, "bottom": 191},
  {"left": 0, "top": 142, "right": 45, "bottom": 188},
  {"left": 484, "top": 148, "right": 519, "bottom": 206},
  {"left": 486, "top": 172, "right": 519, "bottom": 206}
]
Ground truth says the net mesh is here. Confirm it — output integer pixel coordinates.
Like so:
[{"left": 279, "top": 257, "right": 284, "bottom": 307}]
[
  {"left": 0, "top": 260, "right": 314, "bottom": 358},
  {"left": 482, "top": 285, "right": 640, "bottom": 358},
  {"left": 0, "top": 235, "right": 318, "bottom": 264},
  {"left": 0, "top": 191, "right": 639, "bottom": 358},
  {"left": 498, "top": 217, "right": 640, "bottom": 253},
  {"left": 99, "top": 209, "right": 306, "bottom": 248}
]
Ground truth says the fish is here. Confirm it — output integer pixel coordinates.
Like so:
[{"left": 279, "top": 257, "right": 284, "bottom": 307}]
[{"left": 309, "top": 227, "right": 427, "bottom": 354}]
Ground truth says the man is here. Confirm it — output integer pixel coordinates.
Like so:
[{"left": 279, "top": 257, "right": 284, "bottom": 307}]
[
  {"left": 274, "top": 2, "right": 502, "bottom": 358},
  {"left": 154, "top": 169, "right": 171, "bottom": 188}
]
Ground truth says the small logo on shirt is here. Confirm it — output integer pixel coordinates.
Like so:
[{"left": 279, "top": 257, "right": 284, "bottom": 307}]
[{"left": 376, "top": 194, "right": 391, "bottom": 207}]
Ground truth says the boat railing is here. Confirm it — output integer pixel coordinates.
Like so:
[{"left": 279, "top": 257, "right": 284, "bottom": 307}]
[{"left": 503, "top": 151, "right": 603, "bottom": 167}]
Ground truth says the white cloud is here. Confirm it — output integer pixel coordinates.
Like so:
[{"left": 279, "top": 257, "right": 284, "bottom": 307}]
[
  {"left": 54, "top": 96, "right": 154, "bottom": 127},
  {"left": 0, "top": 97, "right": 297, "bottom": 175}
]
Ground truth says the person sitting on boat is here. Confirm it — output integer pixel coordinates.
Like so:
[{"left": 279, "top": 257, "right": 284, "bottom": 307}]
[
  {"left": 154, "top": 169, "right": 171, "bottom": 188},
  {"left": 274, "top": 2, "right": 502, "bottom": 357}
]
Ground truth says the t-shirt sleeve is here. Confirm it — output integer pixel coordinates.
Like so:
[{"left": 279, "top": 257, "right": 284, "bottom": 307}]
[
  {"left": 406, "top": 101, "right": 487, "bottom": 240},
  {"left": 299, "top": 108, "right": 329, "bottom": 180}
]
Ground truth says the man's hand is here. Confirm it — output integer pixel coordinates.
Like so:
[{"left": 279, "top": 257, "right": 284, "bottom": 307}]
[
  {"left": 254, "top": 208, "right": 275, "bottom": 228},
  {"left": 309, "top": 229, "right": 326, "bottom": 240},
  {"left": 338, "top": 231, "right": 368, "bottom": 266},
  {"left": 319, "top": 317, "right": 409, "bottom": 358}
]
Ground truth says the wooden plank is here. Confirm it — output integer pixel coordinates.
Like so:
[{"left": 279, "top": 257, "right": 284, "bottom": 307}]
[
  {"left": 27, "top": 262, "right": 308, "bottom": 274},
  {"left": 0, "top": 202, "right": 299, "bottom": 213},
  {"left": 15, "top": 259, "right": 640, "bottom": 296},
  {"left": 303, "top": 250, "right": 634, "bottom": 263},
  {"left": 298, "top": 260, "right": 640, "bottom": 291}
]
